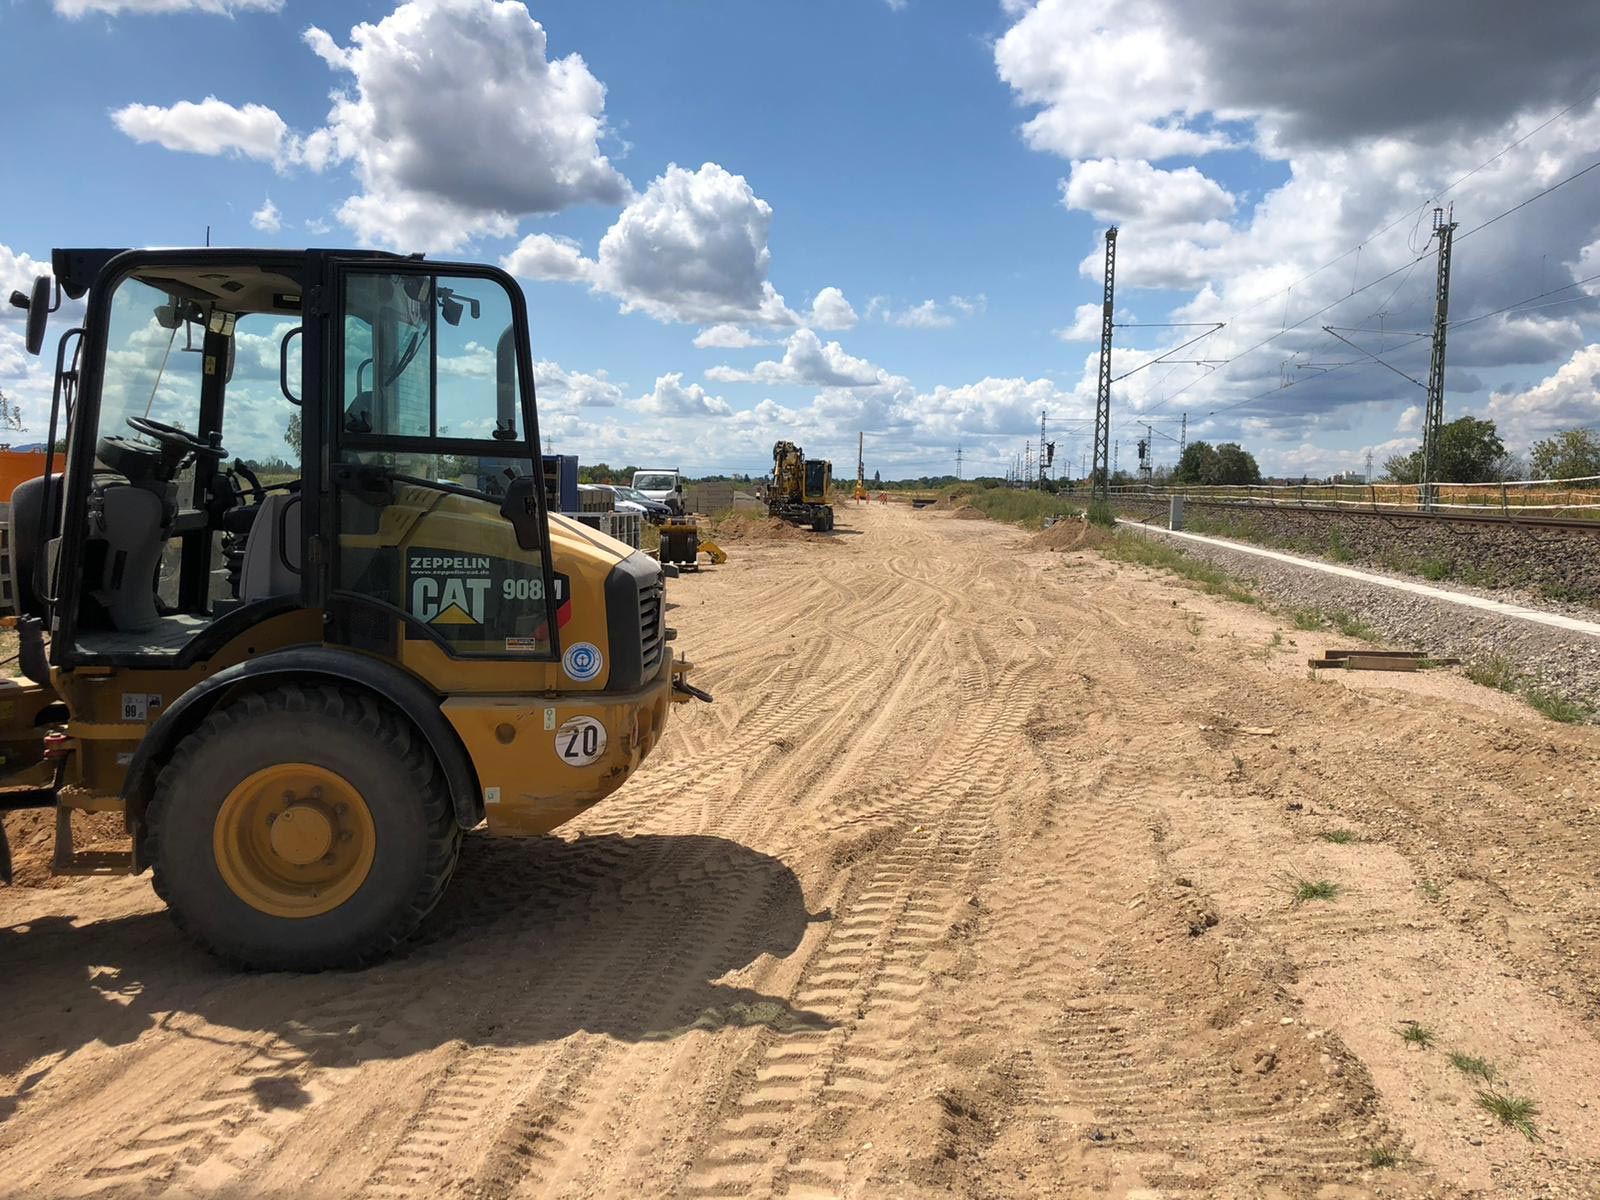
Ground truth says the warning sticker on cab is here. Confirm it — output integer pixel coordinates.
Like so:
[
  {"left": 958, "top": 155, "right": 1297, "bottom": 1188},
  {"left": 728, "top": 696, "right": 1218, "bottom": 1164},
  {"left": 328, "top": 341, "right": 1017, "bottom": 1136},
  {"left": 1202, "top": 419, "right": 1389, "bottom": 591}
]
[{"left": 406, "top": 548, "right": 569, "bottom": 648}]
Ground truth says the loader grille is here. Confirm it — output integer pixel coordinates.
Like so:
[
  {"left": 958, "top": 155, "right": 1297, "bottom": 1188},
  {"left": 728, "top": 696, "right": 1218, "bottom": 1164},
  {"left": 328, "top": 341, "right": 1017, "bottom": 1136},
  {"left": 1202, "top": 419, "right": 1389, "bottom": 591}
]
[{"left": 639, "top": 578, "right": 664, "bottom": 674}]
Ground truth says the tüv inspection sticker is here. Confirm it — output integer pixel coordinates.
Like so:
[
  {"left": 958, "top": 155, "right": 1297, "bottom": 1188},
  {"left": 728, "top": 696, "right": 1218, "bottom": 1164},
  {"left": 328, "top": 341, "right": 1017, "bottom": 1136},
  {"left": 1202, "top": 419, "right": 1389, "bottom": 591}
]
[{"left": 562, "top": 641, "right": 603, "bottom": 682}]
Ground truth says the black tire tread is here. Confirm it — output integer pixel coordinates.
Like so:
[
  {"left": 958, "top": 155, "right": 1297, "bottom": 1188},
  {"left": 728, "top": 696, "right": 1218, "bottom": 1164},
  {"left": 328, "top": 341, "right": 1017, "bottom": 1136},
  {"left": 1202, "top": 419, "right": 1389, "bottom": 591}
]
[{"left": 143, "top": 683, "right": 461, "bottom": 970}]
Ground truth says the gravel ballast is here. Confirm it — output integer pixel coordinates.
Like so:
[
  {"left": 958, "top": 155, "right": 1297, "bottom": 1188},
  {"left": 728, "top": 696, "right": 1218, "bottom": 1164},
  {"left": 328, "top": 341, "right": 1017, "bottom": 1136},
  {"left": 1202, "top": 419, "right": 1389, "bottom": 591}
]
[{"left": 1124, "top": 523, "right": 1600, "bottom": 719}]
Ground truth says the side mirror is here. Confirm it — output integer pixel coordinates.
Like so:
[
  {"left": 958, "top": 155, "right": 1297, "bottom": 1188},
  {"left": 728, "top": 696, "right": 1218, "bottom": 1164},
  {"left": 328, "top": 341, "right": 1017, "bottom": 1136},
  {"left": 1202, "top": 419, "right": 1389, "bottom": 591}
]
[
  {"left": 498, "top": 475, "right": 543, "bottom": 550},
  {"left": 22, "top": 276, "right": 51, "bottom": 356}
]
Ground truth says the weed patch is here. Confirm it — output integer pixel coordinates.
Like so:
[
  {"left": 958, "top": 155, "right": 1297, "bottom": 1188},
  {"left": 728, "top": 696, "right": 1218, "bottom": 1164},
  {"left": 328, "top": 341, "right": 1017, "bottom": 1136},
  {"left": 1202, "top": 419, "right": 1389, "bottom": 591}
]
[
  {"left": 1396, "top": 1022, "right": 1436, "bottom": 1049},
  {"left": 1475, "top": 1090, "right": 1540, "bottom": 1140}
]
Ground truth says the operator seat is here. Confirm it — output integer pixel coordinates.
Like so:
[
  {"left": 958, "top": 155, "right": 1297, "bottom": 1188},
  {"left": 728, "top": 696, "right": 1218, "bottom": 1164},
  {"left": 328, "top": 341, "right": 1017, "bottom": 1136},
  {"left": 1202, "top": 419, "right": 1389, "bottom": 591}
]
[
  {"left": 239, "top": 493, "right": 302, "bottom": 601},
  {"left": 9, "top": 473, "right": 63, "bottom": 620}
]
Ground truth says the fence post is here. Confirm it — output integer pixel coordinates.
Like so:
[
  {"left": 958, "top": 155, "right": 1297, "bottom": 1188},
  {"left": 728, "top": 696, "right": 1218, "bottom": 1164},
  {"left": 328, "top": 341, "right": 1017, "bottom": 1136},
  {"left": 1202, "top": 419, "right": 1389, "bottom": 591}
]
[{"left": 1500, "top": 481, "right": 1509, "bottom": 516}]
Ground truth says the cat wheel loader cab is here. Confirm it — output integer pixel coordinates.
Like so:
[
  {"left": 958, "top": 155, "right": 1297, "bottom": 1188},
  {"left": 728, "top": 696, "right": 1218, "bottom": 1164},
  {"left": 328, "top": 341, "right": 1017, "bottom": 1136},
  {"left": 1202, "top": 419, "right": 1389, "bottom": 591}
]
[{"left": 0, "top": 247, "right": 703, "bottom": 970}]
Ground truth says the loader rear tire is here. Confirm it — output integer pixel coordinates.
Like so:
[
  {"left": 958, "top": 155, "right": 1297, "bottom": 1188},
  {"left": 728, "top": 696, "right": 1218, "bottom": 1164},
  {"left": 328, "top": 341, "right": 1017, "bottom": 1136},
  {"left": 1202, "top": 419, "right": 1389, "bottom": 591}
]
[{"left": 143, "top": 685, "right": 461, "bottom": 971}]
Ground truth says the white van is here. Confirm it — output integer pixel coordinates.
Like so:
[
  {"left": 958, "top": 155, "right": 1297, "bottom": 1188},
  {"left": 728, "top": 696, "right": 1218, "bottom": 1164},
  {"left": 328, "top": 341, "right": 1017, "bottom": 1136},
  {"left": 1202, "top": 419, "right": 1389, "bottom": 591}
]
[{"left": 633, "top": 468, "right": 685, "bottom": 515}]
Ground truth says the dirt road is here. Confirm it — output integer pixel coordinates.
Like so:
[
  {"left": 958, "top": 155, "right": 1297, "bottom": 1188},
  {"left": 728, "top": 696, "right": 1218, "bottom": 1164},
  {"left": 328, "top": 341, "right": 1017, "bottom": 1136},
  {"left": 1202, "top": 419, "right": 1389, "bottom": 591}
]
[{"left": 4, "top": 503, "right": 1600, "bottom": 1199}]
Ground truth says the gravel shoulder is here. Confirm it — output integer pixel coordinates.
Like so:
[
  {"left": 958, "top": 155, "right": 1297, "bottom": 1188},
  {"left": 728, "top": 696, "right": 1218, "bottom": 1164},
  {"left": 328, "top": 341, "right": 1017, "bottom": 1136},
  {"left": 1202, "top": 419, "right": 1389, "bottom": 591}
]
[{"left": 1123, "top": 520, "right": 1600, "bottom": 719}]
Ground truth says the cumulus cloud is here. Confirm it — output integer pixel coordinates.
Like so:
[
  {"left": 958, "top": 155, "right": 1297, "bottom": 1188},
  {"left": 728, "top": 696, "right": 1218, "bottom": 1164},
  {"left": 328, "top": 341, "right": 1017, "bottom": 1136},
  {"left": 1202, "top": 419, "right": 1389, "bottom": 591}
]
[
  {"left": 692, "top": 324, "right": 769, "bottom": 350},
  {"left": 56, "top": 0, "right": 279, "bottom": 14},
  {"left": 636, "top": 372, "right": 732, "bottom": 418},
  {"left": 110, "top": 2, "right": 627, "bottom": 250},
  {"left": 250, "top": 196, "right": 281, "bottom": 233},
  {"left": 1484, "top": 343, "right": 1600, "bottom": 446},
  {"left": 998, "top": 0, "right": 1600, "bottom": 449},
  {"left": 112, "top": 97, "right": 297, "bottom": 167},
  {"left": 1056, "top": 302, "right": 1103, "bottom": 342},
  {"left": 504, "top": 162, "right": 798, "bottom": 325},
  {"left": 501, "top": 233, "right": 594, "bottom": 282},
  {"left": 1063, "top": 158, "right": 1235, "bottom": 226},
  {"left": 868, "top": 295, "right": 986, "bottom": 329},
  {"left": 536, "top": 360, "right": 625, "bottom": 409},
  {"left": 301, "top": 0, "right": 628, "bottom": 250},
  {"left": 706, "top": 329, "right": 901, "bottom": 390},
  {"left": 809, "top": 287, "right": 857, "bottom": 331}
]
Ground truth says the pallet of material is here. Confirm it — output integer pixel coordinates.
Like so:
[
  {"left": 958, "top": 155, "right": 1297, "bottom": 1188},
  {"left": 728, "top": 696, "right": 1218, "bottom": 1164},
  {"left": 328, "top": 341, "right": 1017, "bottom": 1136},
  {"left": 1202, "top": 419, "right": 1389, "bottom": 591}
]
[{"left": 1307, "top": 649, "right": 1460, "bottom": 671}]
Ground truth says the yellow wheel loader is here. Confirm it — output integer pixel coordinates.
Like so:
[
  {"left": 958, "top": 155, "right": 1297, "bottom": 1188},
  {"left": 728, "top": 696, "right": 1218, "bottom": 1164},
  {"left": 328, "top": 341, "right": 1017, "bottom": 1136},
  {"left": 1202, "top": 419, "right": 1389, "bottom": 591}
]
[{"left": 0, "top": 247, "right": 705, "bottom": 970}]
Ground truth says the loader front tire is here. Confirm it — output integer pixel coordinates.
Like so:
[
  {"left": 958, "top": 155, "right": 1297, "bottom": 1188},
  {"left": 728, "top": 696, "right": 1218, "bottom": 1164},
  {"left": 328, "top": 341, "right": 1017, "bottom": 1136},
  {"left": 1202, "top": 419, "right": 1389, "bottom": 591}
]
[{"left": 143, "top": 685, "right": 461, "bottom": 971}]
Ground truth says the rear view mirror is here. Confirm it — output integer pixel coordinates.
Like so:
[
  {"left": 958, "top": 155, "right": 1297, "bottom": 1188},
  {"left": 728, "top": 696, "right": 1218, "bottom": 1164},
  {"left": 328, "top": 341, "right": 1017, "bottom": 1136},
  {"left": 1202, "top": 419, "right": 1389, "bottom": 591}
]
[{"left": 11, "top": 275, "right": 53, "bottom": 356}]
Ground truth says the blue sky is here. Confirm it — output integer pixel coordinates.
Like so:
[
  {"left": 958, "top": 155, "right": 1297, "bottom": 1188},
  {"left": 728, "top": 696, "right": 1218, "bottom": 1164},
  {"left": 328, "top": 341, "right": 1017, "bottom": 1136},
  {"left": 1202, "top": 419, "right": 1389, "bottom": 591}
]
[{"left": 3, "top": 0, "right": 1598, "bottom": 480}]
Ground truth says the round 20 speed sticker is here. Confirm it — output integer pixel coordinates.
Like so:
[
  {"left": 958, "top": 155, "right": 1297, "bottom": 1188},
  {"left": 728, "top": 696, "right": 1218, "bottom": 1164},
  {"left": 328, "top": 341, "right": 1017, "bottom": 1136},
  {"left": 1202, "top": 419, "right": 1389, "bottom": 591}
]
[{"left": 555, "top": 715, "right": 607, "bottom": 767}]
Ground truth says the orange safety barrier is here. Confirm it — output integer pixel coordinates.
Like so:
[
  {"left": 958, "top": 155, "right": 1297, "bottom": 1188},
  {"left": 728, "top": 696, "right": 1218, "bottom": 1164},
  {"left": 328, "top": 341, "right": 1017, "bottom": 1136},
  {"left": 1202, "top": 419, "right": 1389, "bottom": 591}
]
[{"left": 0, "top": 450, "right": 47, "bottom": 502}]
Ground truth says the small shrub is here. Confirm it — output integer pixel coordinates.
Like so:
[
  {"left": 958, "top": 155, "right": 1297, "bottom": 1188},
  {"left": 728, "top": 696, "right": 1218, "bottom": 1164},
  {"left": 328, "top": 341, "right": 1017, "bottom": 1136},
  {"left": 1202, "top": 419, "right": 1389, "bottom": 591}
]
[
  {"left": 1318, "top": 829, "right": 1361, "bottom": 845},
  {"left": 1289, "top": 876, "right": 1341, "bottom": 904}
]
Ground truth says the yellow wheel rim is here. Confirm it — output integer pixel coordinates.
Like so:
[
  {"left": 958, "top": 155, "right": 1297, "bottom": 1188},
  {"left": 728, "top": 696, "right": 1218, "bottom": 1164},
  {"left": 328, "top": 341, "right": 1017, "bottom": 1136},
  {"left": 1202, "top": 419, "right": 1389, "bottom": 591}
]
[{"left": 213, "top": 764, "right": 377, "bottom": 918}]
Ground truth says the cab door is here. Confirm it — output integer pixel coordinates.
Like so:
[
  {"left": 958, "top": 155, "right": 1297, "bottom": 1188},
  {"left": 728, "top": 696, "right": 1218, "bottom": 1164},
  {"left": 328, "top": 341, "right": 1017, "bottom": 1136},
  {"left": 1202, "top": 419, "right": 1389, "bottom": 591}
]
[{"left": 314, "top": 258, "right": 561, "bottom": 662}]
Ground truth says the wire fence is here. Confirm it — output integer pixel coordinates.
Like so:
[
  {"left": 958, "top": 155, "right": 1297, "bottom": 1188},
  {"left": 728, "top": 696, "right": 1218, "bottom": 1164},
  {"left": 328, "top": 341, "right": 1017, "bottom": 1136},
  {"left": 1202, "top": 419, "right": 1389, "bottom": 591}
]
[{"left": 1107, "top": 476, "right": 1600, "bottom": 517}]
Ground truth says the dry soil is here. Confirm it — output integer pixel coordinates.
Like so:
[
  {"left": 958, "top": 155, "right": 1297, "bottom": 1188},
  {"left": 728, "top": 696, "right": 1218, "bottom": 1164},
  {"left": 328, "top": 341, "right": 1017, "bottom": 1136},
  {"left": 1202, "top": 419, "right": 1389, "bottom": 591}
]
[{"left": 3, "top": 503, "right": 1599, "bottom": 1199}]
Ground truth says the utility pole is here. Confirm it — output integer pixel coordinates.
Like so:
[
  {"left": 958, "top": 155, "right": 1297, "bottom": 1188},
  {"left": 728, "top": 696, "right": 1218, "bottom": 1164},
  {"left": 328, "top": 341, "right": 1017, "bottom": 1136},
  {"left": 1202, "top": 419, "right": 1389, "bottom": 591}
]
[
  {"left": 1180, "top": 412, "right": 1187, "bottom": 455},
  {"left": 955, "top": 442, "right": 963, "bottom": 480},
  {"left": 1420, "top": 205, "right": 1457, "bottom": 508},
  {"left": 1038, "top": 410, "right": 1048, "bottom": 489},
  {"left": 1024, "top": 440, "right": 1033, "bottom": 489},
  {"left": 855, "top": 431, "right": 866, "bottom": 500},
  {"left": 1365, "top": 449, "right": 1374, "bottom": 484},
  {"left": 1091, "top": 226, "right": 1118, "bottom": 501},
  {"left": 1112, "top": 440, "right": 1119, "bottom": 476}
]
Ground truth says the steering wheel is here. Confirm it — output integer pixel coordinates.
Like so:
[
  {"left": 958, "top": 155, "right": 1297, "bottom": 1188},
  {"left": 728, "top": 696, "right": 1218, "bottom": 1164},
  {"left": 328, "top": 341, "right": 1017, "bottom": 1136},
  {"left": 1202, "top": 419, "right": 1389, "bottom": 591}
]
[{"left": 126, "top": 415, "right": 226, "bottom": 460}]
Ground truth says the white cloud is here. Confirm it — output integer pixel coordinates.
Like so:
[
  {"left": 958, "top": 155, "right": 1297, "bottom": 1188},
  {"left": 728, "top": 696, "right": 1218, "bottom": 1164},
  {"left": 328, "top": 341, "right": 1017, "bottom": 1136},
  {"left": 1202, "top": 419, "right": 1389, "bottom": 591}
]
[
  {"left": 809, "top": 286, "right": 857, "bottom": 331},
  {"left": 1484, "top": 343, "right": 1600, "bottom": 447},
  {"left": 111, "top": 96, "right": 297, "bottom": 167},
  {"left": 1056, "top": 302, "right": 1103, "bottom": 342},
  {"left": 1063, "top": 157, "right": 1235, "bottom": 226},
  {"left": 996, "top": 0, "right": 1600, "bottom": 445},
  {"left": 56, "top": 0, "right": 279, "bottom": 15},
  {"left": 536, "top": 360, "right": 625, "bottom": 409},
  {"left": 636, "top": 372, "right": 732, "bottom": 418},
  {"left": 869, "top": 294, "right": 986, "bottom": 329},
  {"left": 250, "top": 196, "right": 281, "bottom": 233},
  {"left": 706, "top": 329, "right": 900, "bottom": 390},
  {"left": 501, "top": 233, "right": 594, "bottom": 283},
  {"left": 301, "top": 0, "right": 628, "bottom": 251},
  {"left": 504, "top": 162, "right": 798, "bottom": 325},
  {"left": 1395, "top": 404, "right": 1421, "bottom": 432},
  {"left": 692, "top": 324, "right": 769, "bottom": 350}
]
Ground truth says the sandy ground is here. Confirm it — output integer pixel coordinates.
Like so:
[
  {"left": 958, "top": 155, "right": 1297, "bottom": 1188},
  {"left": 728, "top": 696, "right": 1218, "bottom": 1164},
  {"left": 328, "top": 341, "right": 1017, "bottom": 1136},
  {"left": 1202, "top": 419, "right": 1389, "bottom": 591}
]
[{"left": 3, "top": 503, "right": 1599, "bottom": 1199}]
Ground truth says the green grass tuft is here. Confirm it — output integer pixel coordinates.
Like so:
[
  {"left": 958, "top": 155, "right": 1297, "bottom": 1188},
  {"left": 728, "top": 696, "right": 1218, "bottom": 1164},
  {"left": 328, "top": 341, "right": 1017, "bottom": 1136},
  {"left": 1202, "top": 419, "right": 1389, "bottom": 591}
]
[
  {"left": 1289, "top": 876, "right": 1342, "bottom": 904},
  {"left": 1466, "top": 654, "right": 1519, "bottom": 694},
  {"left": 1317, "top": 829, "right": 1361, "bottom": 845},
  {"left": 1448, "top": 1052, "right": 1496, "bottom": 1081},
  {"left": 1365, "top": 1144, "right": 1399, "bottom": 1168},
  {"left": 1396, "top": 1021, "right": 1436, "bottom": 1049},
  {"left": 1525, "top": 689, "right": 1592, "bottom": 724},
  {"left": 1291, "top": 606, "right": 1378, "bottom": 641},
  {"left": 1086, "top": 499, "right": 1117, "bottom": 527},
  {"left": 1101, "top": 532, "right": 1260, "bottom": 606},
  {"left": 1475, "top": 1090, "right": 1540, "bottom": 1140}
]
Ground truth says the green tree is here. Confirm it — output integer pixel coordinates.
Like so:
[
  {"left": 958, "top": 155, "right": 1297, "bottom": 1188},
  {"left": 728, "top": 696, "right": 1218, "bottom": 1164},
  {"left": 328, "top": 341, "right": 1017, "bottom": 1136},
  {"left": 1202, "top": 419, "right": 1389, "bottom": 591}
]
[
  {"left": 1213, "top": 443, "right": 1262, "bottom": 485},
  {"left": 284, "top": 410, "right": 301, "bottom": 458},
  {"left": 1527, "top": 427, "right": 1600, "bottom": 480},
  {"left": 1173, "top": 440, "right": 1260, "bottom": 485},
  {"left": 1384, "top": 416, "right": 1508, "bottom": 483},
  {"left": 1173, "top": 441, "right": 1219, "bottom": 484}
]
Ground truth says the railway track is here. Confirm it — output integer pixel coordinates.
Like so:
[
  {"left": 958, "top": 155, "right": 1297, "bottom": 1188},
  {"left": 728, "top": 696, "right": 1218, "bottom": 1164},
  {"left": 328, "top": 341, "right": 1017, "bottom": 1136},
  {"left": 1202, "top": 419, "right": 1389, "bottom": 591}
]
[{"left": 1129, "top": 495, "right": 1600, "bottom": 534}]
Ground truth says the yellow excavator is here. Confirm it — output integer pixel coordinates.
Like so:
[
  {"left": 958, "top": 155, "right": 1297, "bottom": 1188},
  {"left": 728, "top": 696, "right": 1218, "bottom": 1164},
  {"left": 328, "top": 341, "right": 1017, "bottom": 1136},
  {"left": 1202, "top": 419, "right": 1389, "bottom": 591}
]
[
  {"left": 767, "top": 441, "right": 833, "bottom": 531},
  {"left": 0, "top": 247, "right": 707, "bottom": 969}
]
